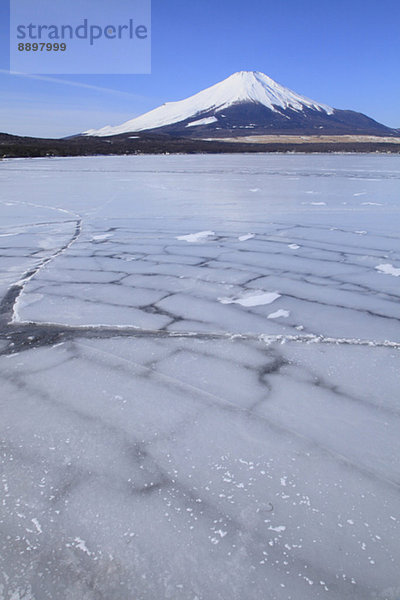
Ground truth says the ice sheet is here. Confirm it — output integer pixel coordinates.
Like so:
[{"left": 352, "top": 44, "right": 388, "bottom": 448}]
[{"left": 0, "top": 154, "right": 399, "bottom": 600}]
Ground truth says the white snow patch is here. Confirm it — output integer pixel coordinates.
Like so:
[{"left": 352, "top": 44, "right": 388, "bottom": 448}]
[
  {"left": 375, "top": 263, "right": 400, "bottom": 277},
  {"left": 219, "top": 291, "right": 281, "bottom": 307},
  {"left": 31, "top": 518, "right": 42, "bottom": 534},
  {"left": 267, "top": 309, "right": 290, "bottom": 319},
  {"left": 176, "top": 231, "right": 215, "bottom": 243},
  {"left": 268, "top": 525, "right": 286, "bottom": 533},
  {"left": 73, "top": 537, "right": 92, "bottom": 556},
  {"left": 186, "top": 116, "right": 218, "bottom": 128},
  {"left": 238, "top": 233, "right": 255, "bottom": 241}
]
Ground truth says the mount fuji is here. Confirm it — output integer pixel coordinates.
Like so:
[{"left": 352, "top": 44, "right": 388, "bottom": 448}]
[{"left": 84, "top": 71, "right": 394, "bottom": 138}]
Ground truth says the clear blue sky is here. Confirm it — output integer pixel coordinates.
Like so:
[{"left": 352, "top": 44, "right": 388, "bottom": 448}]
[{"left": 1, "top": 0, "right": 399, "bottom": 137}]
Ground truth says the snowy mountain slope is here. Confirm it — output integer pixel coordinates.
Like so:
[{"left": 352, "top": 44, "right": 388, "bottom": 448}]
[{"left": 83, "top": 71, "right": 395, "bottom": 138}]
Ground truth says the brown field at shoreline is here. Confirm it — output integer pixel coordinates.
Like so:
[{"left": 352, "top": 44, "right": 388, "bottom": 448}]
[{"left": 200, "top": 134, "right": 400, "bottom": 144}]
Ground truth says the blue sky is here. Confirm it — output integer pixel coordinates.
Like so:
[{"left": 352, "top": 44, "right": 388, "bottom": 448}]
[{"left": 1, "top": 0, "right": 399, "bottom": 137}]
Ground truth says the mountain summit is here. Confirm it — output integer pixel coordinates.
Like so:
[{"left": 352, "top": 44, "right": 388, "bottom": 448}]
[{"left": 84, "top": 71, "right": 394, "bottom": 138}]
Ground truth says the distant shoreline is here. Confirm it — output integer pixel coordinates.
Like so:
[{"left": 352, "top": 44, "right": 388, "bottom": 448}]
[{"left": 1, "top": 132, "right": 400, "bottom": 158}]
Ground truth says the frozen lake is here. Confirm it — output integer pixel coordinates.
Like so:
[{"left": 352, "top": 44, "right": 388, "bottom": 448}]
[{"left": 0, "top": 154, "right": 399, "bottom": 600}]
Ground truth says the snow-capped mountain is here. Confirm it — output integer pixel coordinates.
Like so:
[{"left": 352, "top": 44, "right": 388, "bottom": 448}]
[{"left": 84, "top": 71, "right": 394, "bottom": 138}]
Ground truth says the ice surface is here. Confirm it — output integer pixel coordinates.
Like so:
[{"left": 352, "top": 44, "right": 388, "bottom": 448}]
[{"left": 0, "top": 154, "right": 400, "bottom": 600}]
